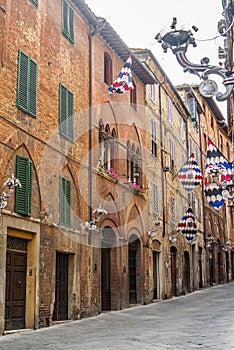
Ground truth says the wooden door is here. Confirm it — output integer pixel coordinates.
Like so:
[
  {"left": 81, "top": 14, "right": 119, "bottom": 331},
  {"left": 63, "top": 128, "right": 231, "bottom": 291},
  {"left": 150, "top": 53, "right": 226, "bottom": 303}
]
[
  {"left": 183, "top": 252, "right": 190, "bottom": 293},
  {"left": 5, "top": 250, "right": 27, "bottom": 330},
  {"left": 153, "top": 251, "right": 158, "bottom": 299},
  {"left": 101, "top": 247, "right": 111, "bottom": 311},
  {"left": 53, "top": 252, "right": 68, "bottom": 321},
  {"left": 129, "top": 242, "right": 137, "bottom": 304},
  {"left": 171, "top": 250, "right": 177, "bottom": 296}
]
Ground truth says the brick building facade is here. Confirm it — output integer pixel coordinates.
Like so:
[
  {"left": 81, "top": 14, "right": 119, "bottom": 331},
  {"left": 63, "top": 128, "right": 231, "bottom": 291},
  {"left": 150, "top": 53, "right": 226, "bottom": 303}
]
[{"left": 0, "top": 0, "right": 233, "bottom": 336}]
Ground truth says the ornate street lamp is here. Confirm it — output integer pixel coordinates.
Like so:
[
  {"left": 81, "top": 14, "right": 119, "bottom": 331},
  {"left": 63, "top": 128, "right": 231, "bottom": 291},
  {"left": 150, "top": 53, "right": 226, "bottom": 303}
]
[
  {"left": 155, "top": 18, "right": 234, "bottom": 101},
  {"left": 156, "top": 17, "right": 234, "bottom": 201}
]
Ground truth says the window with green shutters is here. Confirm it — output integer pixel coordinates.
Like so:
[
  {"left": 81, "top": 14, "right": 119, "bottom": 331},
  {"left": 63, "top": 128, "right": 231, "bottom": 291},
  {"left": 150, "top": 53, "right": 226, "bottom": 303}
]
[
  {"left": 59, "top": 83, "right": 74, "bottom": 141},
  {"left": 29, "top": 0, "right": 38, "bottom": 7},
  {"left": 15, "top": 155, "right": 32, "bottom": 216},
  {"left": 59, "top": 176, "right": 71, "bottom": 227},
  {"left": 17, "top": 50, "right": 37, "bottom": 118},
  {"left": 62, "top": 0, "right": 74, "bottom": 43}
]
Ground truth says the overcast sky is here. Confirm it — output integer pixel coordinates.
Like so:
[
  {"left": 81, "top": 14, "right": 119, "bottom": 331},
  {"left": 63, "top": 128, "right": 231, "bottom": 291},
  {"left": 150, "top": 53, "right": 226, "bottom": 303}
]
[{"left": 85, "top": 0, "right": 225, "bottom": 86}]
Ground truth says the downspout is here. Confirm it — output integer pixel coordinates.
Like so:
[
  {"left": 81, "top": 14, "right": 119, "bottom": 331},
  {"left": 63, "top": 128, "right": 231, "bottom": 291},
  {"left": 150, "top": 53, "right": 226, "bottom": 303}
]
[
  {"left": 159, "top": 77, "right": 166, "bottom": 237},
  {"left": 88, "top": 19, "right": 106, "bottom": 244}
]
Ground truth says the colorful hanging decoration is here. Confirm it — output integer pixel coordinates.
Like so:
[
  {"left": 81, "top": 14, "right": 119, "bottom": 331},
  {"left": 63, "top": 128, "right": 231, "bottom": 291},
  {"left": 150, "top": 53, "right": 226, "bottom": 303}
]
[
  {"left": 204, "top": 138, "right": 232, "bottom": 210},
  {"left": 108, "top": 54, "right": 133, "bottom": 94},
  {"left": 178, "top": 153, "right": 203, "bottom": 192},
  {"left": 177, "top": 207, "right": 197, "bottom": 242}
]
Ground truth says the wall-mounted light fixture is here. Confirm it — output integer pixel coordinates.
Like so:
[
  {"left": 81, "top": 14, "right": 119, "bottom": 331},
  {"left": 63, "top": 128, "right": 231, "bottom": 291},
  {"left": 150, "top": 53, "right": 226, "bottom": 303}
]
[
  {"left": 0, "top": 174, "right": 21, "bottom": 214},
  {"left": 84, "top": 205, "right": 107, "bottom": 232},
  {"left": 147, "top": 219, "right": 161, "bottom": 238},
  {"left": 206, "top": 235, "right": 216, "bottom": 248},
  {"left": 169, "top": 234, "right": 177, "bottom": 243}
]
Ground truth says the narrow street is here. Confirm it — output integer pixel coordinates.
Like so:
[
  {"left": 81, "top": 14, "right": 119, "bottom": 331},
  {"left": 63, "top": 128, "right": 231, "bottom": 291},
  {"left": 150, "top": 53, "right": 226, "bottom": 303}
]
[{"left": 1, "top": 282, "right": 234, "bottom": 350}]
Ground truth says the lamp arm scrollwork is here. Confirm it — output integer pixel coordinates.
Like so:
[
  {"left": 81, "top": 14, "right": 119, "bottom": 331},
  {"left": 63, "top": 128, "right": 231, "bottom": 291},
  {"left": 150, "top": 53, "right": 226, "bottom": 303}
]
[{"left": 155, "top": 19, "right": 234, "bottom": 101}]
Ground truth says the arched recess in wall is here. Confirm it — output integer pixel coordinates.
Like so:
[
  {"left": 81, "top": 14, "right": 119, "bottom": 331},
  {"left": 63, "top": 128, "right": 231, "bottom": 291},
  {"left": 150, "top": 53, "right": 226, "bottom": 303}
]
[
  {"left": 126, "top": 204, "right": 144, "bottom": 238},
  {"left": 100, "top": 192, "right": 121, "bottom": 237},
  {"left": 98, "top": 101, "right": 119, "bottom": 134}
]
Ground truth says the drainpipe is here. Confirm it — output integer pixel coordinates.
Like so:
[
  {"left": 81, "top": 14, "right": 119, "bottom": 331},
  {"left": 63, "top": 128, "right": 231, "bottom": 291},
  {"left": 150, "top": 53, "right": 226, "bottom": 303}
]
[
  {"left": 88, "top": 19, "right": 106, "bottom": 244},
  {"left": 158, "top": 77, "right": 166, "bottom": 237}
]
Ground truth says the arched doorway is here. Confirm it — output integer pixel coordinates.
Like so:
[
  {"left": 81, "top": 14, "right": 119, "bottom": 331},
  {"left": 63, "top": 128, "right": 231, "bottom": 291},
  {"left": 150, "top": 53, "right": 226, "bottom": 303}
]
[
  {"left": 152, "top": 240, "right": 161, "bottom": 300},
  {"left": 183, "top": 251, "right": 190, "bottom": 294},
  {"left": 225, "top": 251, "right": 229, "bottom": 282},
  {"left": 217, "top": 240, "right": 222, "bottom": 284},
  {"left": 101, "top": 227, "right": 116, "bottom": 311},
  {"left": 231, "top": 250, "right": 234, "bottom": 280},
  {"left": 209, "top": 249, "right": 214, "bottom": 286},
  {"left": 198, "top": 247, "right": 203, "bottom": 288},
  {"left": 128, "top": 234, "right": 141, "bottom": 304},
  {"left": 170, "top": 246, "right": 177, "bottom": 297}
]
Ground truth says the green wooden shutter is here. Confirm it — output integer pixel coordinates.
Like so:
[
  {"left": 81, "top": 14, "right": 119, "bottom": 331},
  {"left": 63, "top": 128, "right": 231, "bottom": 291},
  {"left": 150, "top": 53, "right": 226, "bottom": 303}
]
[
  {"left": 59, "top": 84, "right": 74, "bottom": 141},
  {"left": 62, "top": 0, "right": 69, "bottom": 37},
  {"left": 29, "top": 0, "right": 38, "bottom": 7},
  {"left": 17, "top": 50, "right": 37, "bottom": 117},
  {"left": 29, "top": 59, "right": 37, "bottom": 117},
  {"left": 69, "top": 6, "right": 74, "bottom": 43},
  {"left": 67, "top": 90, "right": 74, "bottom": 140},
  {"left": 17, "top": 51, "right": 28, "bottom": 112},
  {"left": 15, "top": 155, "right": 32, "bottom": 216},
  {"left": 59, "top": 84, "right": 67, "bottom": 136},
  {"left": 59, "top": 176, "right": 71, "bottom": 226},
  {"left": 62, "top": 0, "right": 74, "bottom": 43}
]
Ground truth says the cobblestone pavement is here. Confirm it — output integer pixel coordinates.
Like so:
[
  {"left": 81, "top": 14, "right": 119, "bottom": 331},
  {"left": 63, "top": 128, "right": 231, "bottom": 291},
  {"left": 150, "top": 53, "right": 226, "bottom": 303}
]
[{"left": 1, "top": 282, "right": 234, "bottom": 350}]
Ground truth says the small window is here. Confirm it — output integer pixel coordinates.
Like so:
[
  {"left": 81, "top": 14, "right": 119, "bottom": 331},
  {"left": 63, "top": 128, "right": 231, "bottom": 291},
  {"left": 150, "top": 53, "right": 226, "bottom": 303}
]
[
  {"left": 153, "top": 183, "right": 159, "bottom": 215},
  {"left": 15, "top": 155, "right": 32, "bottom": 216},
  {"left": 196, "top": 145, "right": 199, "bottom": 163},
  {"left": 149, "top": 84, "right": 156, "bottom": 102},
  {"left": 167, "top": 96, "right": 172, "bottom": 123},
  {"left": 150, "top": 118, "right": 157, "bottom": 157},
  {"left": 170, "top": 196, "right": 175, "bottom": 226},
  {"left": 130, "top": 81, "right": 137, "bottom": 110},
  {"left": 17, "top": 50, "right": 37, "bottom": 117},
  {"left": 180, "top": 116, "right": 185, "bottom": 140},
  {"left": 226, "top": 142, "right": 230, "bottom": 160},
  {"left": 219, "top": 134, "right": 223, "bottom": 152},
  {"left": 198, "top": 197, "right": 202, "bottom": 222},
  {"left": 104, "top": 53, "right": 112, "bottom": 86},
  {"left": 189, "top": 137, "right": 193, "bottom": 155},
  {"left": 168, "top": 138, "right": 174, "bottom": 173},
  {"left": 187, "top": 97, "right": 197, "bottom": 122},
  {"left": 59, "top": 83, "right": 74, "bottom": 141},
  {"left": 59, "top": 176, "right": 71, "bottom": 226},
  {"left": 62, "top": 0, "right": 74, "bottom": 43},
  {"left": 29, "top": 0, "right": 38, "bottom": 7}
]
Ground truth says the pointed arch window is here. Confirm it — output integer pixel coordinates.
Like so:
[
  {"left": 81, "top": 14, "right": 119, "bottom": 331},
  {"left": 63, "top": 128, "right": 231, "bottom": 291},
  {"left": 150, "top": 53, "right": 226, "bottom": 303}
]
[
  {"left": 99, "top": 120, "right": 116, "bottom": 169},
  {"left": 127, "top": 142, "right": 141, "bottom": 185}
]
